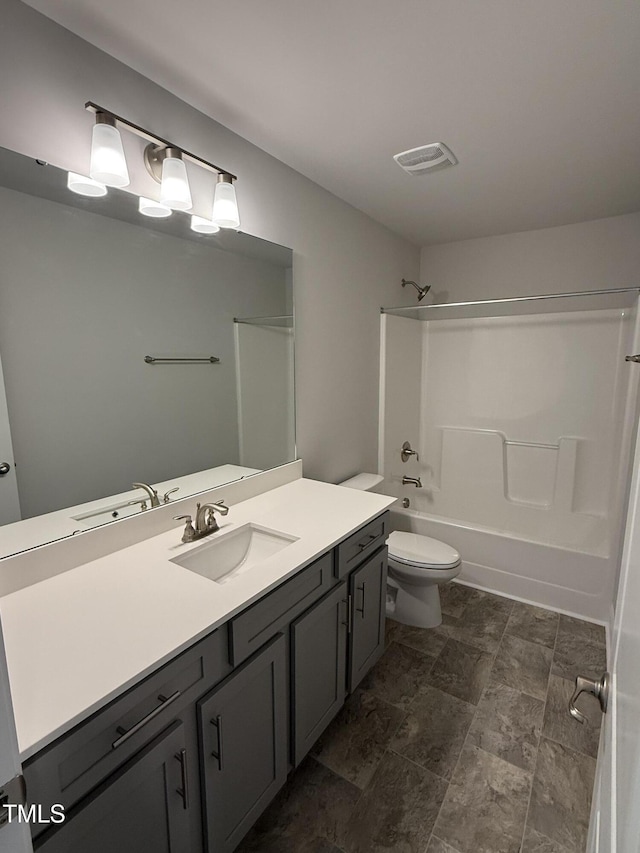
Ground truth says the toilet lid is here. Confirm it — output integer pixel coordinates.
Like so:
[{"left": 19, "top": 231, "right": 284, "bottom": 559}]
[{"left": 387, "top": 531, "right": 460, "bottom": 570}]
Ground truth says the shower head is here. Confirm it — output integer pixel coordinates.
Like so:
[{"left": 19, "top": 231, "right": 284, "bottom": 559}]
[{"left": 401, "top": 279, "right": 431, "bottom": 301}]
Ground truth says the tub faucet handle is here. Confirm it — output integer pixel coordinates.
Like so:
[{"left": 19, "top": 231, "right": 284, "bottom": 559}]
[{"left": 401, "top": 441, "right": 419, "bottom": 463}]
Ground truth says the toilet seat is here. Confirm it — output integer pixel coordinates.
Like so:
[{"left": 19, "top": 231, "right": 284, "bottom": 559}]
[{"left": 387, "top": 531, "right": 461, "bottom": 571}]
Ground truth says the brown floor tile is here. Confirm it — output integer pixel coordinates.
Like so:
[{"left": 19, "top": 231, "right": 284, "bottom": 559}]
[
  {"left": 434, "top": 744, "right": 532, "bottom": 853},
  {"left": 390, "top": 685, "right": 475, "bottom": 780},
  {"left": 521, "top": 826, "right": 571, "bottom": 853},
  {"left": 505, "top": 602, "right": 559, "bottom": 649},
  {"left": 528, "top": 738, "right": 596, "bottom": 853},
  {"left": 360, "top": 642, "right": 436, "bottom": 709},
  {"left": 467, "top": 680, "right": 544, "bottom": 772},
  {"left": 312, "top": 690, "right": 406, "bottom": 789},
  {"left": 439, "top": 583, "right": 484, "bottom": 618},
  {"left": 427, "top": 837, "right": 463, "bottom": 853},
  {"left": 542, "top": 675, "right": 602, "bottom": 759},
  {"left": 557, "top": 615, "right": 605, "bottom": 649},
  {"left": 238, "top": 757, "right": 361, "bottom": 851},
  {"left": 492, "top": 634, "right": 552, "bottom": 700},
  {"left": 448, "top": 593, "right": 514, "bottom": 653},
  {"left": 552, "top": 632, "right": 607, "bottom": 682},
  {"left": 387, "top": 618, "right": 453, "bottom": 658},
  {"left": 340, "top": 751, "right": 447, "bottom": 853},
  {"left": 427, "top": 638, "right": 494, "bottom": 705}
]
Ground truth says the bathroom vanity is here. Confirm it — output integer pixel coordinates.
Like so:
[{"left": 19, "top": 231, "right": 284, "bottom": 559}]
[{"left": 0, "top": 478, "right": 392, "bottom": 852}]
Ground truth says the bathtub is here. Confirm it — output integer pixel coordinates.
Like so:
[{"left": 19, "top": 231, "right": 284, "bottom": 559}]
[{"left": 388, "top": 505, "right": 613, "bottom": 623}]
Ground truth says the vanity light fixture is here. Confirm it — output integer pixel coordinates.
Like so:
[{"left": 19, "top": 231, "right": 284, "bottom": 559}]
[
  {"left": 89, "top": 113, "right": 130, "bottom": 187},
  {"left": 67, "top": 171, "right": 108, "bottom": 197},
  {"left": 139, "top": 196, "right": 172, "bottom": 218},
  {"left": 191, "top": 215, "right": 220, "bottom": 234},
  {"left": 81, "top": 102, "right": 240, "bottom": 230},
  {"left": 144, "top": 145, "right": 192, "bottom": 211},
  {"left": 212, "top": 174, "right": 240, "bottom": 229}
]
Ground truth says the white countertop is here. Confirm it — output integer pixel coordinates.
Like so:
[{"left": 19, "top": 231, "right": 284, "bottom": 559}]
[{"left": 0, "top": 478, "right": 395, "bottom": 760}]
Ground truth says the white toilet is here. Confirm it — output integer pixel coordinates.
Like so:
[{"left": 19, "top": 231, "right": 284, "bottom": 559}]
[{"left": 339, "top": 473, "right": 462, "bottom": 629}]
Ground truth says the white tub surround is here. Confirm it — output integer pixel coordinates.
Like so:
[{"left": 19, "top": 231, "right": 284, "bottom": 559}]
[
  {"left": 379, "top": 294, "right": 640, "bottom": 622},
  {"left": 0, "top": 477, "right": 395, "bottom": 760}
]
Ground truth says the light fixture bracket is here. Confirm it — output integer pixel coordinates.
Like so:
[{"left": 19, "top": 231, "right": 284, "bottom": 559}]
[{"left": 144, "top": 144, "right": 183, "bottom": 184}]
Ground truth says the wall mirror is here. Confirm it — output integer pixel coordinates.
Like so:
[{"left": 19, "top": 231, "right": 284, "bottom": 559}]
[{"left": 0, "top": 145, "right": 295, "bottom": 559}]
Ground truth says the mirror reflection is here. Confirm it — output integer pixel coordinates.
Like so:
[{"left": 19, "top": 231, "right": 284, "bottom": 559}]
[{"left": 0, "top": 146, "right": 295, "bottom": 558}]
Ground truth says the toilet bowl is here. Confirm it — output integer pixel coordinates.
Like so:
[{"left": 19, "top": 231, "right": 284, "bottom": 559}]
[
  {"left": 386, "top": 531, "right": 461, "bottom": 628},
  {"left": 339, "top": 473, "right": 462, "bottom": 628}
]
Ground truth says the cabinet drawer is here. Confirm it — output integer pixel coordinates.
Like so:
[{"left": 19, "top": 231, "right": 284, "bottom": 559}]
[
  {"left": 336, "top": 512, "right": 389, "bottom": 578},
  {"left": 25, "top": 627, "right": 230, "bottom": 831},
  {"left": 229, "top": 552, "right": 334, "bottom": 666}
]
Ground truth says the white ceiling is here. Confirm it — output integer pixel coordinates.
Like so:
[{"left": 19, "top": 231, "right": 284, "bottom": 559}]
[{"left": 23, "top": 0, "right": 640, "bottom": 246}]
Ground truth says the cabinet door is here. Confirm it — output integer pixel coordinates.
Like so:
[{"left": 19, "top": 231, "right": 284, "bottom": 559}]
[
  {"left": 291, "top": 582, "right": 348, "bottom": 766},
  {"left": 198, "top": 633, "right": 287, "bottom": 853},
  {"left": 34, "top": 721, "right": 191, "bottom": 853},
  {"left": 349, "top": 548, "right": 387, "bottom": 693}
]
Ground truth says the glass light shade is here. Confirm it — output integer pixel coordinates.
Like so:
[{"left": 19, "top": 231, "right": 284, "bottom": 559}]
[
  {"left": 160, "top": 155, "right": 192, "bottom": 211},
  {"left": 190, "top": 215, "right": 220, "bottom": 235},
  {"left": 138, "top": 196, "right": 172, "bottom": 218},
  {"left": 212, "top": 179, "right": 240, "bottom": 229},
  {"left": 67, "top": 171, "right": 107, "bottom": 197},
  {"left": 89, "top": 122, "right": 130, "bottom": 187}
]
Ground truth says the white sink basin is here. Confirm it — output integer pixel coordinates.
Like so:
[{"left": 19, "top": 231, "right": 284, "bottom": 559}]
[{"left": 170, "top": 523, "right": 299, "bottom": 584}]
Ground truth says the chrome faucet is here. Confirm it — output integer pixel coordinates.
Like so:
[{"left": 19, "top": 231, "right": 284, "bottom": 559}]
[
  {"left": 174, "top": 500, "right": 229, "bottom": 543},
  {"left": 132, "top": 482, "right": 161, "bottom": 508},
  {"left": 402, "top": 476, "right": 422, "bottom": 488}
]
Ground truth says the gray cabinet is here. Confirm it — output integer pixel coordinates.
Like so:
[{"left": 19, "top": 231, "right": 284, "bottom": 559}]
[
  {"left": 291, "top": 582, "right": 348, "bottom": 765},
  {"left": 348, "top": 547, "right": 387, "bottom": 692},
  {"left": 34, "top": 721, "right": 192, "bottom": 853},
  {"left": 198, "top": 633, "right": 288, "bottom": 853},
  {"left": 26, "top": 513, "right": 389, "bottom": 853}
]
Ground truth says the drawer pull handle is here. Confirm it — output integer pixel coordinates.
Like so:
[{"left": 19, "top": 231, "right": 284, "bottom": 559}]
[
  {"left": 210, "top": 715, "right": 224, "bottom": 771},
  {"left": 175, "top": 748, "right": 189, "bottom": 810},
  {"left": 358, "top": 533, "right": 378, "bottom": 551},
  {"left": 112, "top": 690, "right": 181, "bottom": 749},
  {"left": 356, "top": 582, "right": 366, "bottom": 617}
]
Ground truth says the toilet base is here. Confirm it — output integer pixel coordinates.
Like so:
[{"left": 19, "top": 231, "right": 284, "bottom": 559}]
[{"left": 386, "top": 577, "right": 443, "bottom": 629}]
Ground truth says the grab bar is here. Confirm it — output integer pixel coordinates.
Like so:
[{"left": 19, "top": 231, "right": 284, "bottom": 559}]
[{"left": 144, "top": 356, "right": 220, "bottom": 364}]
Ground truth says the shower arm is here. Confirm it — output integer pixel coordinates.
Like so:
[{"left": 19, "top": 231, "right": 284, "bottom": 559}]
[{"left": 401, "top": 279, "right": 431, "bottom": 301}]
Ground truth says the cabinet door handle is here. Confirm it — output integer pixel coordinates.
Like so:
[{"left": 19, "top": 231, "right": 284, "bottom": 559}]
[
  {"left": 112, "top": 690, "right": 181, "bottom": 749},
  {"left": 210, "top": 715, "right": 224, "bottom": 770},
  {"left": 175, "top": 748, "right": 189, "bottom": 810},
  {"left": 341, "top": 597, "right": 352, "bottom": 634},
  {"left": 356, "top": 582, "right": 366, "bottom": 617}
]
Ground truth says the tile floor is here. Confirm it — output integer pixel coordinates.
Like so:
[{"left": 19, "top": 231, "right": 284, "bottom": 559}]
[{"left": 238, "top": 583, "right": 607, "bottom": 853}]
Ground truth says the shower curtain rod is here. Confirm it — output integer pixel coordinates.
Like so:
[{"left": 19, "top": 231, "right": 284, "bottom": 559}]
[{"left": 381, "top": 286, "right": 640, "bottom": 314}]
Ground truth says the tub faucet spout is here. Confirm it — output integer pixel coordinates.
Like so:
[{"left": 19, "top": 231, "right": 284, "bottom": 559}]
[{"left": 402, "top": 476, "right": 422, "bottom": 488}]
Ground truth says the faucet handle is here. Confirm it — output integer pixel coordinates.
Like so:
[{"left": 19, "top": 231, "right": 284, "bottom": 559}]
[
  {"left": 173, "top": 514, "right": 196, "bottom": 543},
  {"left": 212, "top": 499, "right": 229, "bottom": 516},
  {"left": 163, "top": 487, "right": 179, "bottom": 504}
]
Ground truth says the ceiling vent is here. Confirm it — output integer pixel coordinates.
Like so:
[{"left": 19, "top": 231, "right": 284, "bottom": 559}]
[{"left": 393, "top": 142, "right": 457, "bottom": 176}]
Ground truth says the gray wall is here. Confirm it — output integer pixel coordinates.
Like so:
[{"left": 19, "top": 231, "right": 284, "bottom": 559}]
[
  {"left": 0, "top": 186, "right": 288, "bottom": 517},
  {"left": 0, "top": 0, "right": 420, "bottom": 487},
  {"left": 420, "top": 212, "right": 640, "bottom": 301}
]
